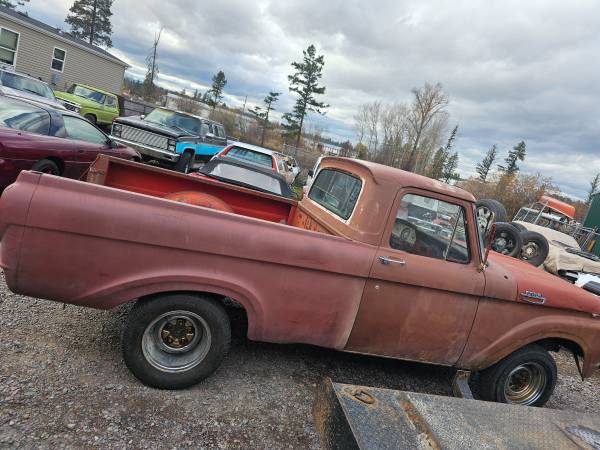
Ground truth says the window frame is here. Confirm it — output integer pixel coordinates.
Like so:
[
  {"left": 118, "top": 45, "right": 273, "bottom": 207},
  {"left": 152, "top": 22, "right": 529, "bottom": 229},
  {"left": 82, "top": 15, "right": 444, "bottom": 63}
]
[
  {"left": 104, "top": 94, "right": 117, "bottom": 108},
  {"left": 0, "top": 26, "right": 20, "bottom": 68},
  {"left": 51, "top": 46, "right": 66, "bottom": 73},
  {"left": 384, "top": 188, "right": 475, "bottom": 265},
  {"left": 308, "top": 168, "right": 363, "bottom": 221}
]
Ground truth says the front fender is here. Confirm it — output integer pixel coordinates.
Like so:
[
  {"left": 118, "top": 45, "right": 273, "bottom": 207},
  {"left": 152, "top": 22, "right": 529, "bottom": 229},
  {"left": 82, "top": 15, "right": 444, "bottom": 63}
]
[{"left": 458, "top": 300, "right": 600, "bottom": 378}]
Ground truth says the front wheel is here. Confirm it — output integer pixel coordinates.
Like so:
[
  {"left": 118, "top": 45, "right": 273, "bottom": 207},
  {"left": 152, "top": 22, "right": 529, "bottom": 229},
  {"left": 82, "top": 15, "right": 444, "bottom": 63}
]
[
  {"left": 84, "top": 114, "right": 97, "bottom": 125},
  {"left": 122, "top": 293, "right": 231, "bottom": 389},
  {"left": 475, "top": 345, "right": 557, "bottom": 407}
]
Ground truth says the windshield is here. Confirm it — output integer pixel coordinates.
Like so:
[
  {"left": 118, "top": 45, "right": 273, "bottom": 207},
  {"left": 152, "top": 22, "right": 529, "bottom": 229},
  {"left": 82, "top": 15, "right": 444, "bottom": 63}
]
[
  {"left": 1, "top": 72, "right": 55, "bottom": 99},
  {"left": 144, "top": 108, "right": 202, "bottom": 135},
  {"left": 203, "top": 162, "right": 283, "bottom": 196},
  {"left": 68, "top": 85, "right": 105, "bottom": 104}
]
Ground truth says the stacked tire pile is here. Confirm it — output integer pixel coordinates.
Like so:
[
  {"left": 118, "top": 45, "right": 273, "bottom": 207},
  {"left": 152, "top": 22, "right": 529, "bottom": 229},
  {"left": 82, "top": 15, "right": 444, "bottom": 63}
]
[{"left": 476, "top": 199, "right": 549, "bottom": 267}]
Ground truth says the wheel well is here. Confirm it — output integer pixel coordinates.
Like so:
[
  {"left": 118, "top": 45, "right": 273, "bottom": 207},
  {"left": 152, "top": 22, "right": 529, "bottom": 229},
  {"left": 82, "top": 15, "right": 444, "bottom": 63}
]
[
  {"left": 44, "top": 156, "right": 64, "bottom": 174},
  {"left": 533, "top": 337, "right": 584, "bottom": 357},
  {"left": 182, "top": 148, "right": 195, "bottom": 156}
]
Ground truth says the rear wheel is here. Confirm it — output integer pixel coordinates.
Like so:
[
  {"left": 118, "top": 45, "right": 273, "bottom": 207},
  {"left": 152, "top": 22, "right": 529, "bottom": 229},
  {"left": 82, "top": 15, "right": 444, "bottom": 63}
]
[
  {"left": 491, "top": 222, "right": 523, "bottom": 257},
  {"left": 175, "top": 152, "right": 193, "bottom": 173},
  {"left": 31, "top": 159, "right": 60, "bottom": 175},
  {"left": 476, "top": 345, "right": 557, "bottom": 407},
  {"left": 519, "top": 231, "right": 550, "bottom": 266},
  {"left": 84, "top": 113, "right": 97, "bottom": 125},
  {"left": 122, "top": 293, "right": 231, "bottom": 389}
]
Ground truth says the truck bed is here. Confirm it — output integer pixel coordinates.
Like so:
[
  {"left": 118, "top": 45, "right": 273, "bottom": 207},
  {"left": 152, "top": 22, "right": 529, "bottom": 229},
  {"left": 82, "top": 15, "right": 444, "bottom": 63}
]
[{"left": 0, "top": 158, "right": 375, "bottom": 350}]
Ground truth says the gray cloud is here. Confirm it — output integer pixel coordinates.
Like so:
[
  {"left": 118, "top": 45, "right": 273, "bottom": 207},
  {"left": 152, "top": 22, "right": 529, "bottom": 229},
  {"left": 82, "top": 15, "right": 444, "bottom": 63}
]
[{"left": 25, "top": 0, "right": 600, "bottom": 198}]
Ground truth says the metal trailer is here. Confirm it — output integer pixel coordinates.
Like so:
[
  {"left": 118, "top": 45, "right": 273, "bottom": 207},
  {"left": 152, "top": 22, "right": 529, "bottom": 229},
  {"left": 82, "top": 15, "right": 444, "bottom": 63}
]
[{"left": 314, "top": 379, "right": 600, "bottom": 450}]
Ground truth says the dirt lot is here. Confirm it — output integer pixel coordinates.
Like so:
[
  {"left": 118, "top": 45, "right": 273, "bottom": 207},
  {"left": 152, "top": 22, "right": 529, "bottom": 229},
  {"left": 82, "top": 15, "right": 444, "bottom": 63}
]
[{"left": 1, "top": 272, "right": 599, "bottom": 449}]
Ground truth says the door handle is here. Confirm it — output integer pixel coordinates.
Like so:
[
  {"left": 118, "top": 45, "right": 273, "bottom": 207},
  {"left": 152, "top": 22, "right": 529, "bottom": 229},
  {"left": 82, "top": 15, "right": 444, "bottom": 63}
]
[{"left": 379, "top": 256, "right": 406, "bottom": 266}]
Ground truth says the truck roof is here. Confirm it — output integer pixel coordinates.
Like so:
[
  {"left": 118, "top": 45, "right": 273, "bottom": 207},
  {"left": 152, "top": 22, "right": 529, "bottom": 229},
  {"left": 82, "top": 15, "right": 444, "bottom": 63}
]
[{"left": 320, "top": 157, "right": 476, "bottom": 202}]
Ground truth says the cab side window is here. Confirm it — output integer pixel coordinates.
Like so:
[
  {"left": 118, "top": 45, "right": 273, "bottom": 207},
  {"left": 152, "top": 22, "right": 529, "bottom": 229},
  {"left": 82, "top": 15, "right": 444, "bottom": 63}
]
[{"left": 390, "top": 193, "right": 470, "bottom": 263}]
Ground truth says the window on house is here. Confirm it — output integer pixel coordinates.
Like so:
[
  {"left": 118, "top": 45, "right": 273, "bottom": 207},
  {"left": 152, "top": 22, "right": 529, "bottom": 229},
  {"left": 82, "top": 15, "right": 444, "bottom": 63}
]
[
  {"left": 51, "top": 47, "right": 66, "bottom": 72},
  {"left": 0, "top": 28, "right": 19, "bottom": 66}
]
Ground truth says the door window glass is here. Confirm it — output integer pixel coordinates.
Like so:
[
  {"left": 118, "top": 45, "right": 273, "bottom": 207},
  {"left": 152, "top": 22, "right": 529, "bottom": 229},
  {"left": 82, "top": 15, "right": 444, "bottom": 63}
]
[
  {"left": 105, "top": 95, "right": 116, "bottom": 107},
  {"left": 390, "top": 193, "right": 470, "bottom": 263},
  {"left": 63, "top": 115, "right": 108, "bottom": 145},
  {"left": 308, "top": 169, "right": 362, "bottom": 220}
]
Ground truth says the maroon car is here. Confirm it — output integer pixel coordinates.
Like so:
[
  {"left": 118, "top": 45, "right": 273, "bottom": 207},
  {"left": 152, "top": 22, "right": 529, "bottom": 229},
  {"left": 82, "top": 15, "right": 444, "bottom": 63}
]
[{"left": 0, "top": 95, "right": 139, "bottom": 188}]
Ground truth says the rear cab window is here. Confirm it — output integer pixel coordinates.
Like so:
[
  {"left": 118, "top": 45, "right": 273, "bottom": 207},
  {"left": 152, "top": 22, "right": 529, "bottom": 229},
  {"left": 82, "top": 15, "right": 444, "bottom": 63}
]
[{"left": 308, "top": 169, "right": 362, "bottom": 220}]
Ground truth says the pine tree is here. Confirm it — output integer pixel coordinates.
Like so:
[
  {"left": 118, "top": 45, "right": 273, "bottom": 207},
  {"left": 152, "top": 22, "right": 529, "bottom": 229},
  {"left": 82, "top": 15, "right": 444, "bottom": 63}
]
[
  {"left": 251, "top": 91, "right": 280, "bottom": 146},
  {"left": 283, "top": 44, "right": 328, "bottom": 148},
  {"left": 587, "top": 173, "right": 600, "bottom": 205},
  {"left": 476, "top": 144, "right": 497, "bottom": 182},
  {"left": 427, "top": 125, "right": 457, "bottom": 180},
  {"left": 65, "top": 0, "right": 114, "bottom": 47},
  {"left": 442, "top": 152, "right": 459, "bottom": 183},
  {"left": 207, "top": 71, "right": 227, "bottom": 111},
  {"left": 498, "top": 141, "right": 526, "bottom": 176}
]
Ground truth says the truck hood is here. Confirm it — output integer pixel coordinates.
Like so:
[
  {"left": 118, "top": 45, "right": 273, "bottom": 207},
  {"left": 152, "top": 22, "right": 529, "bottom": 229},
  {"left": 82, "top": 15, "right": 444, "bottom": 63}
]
[
  {"left": 486, "top": 251, "right": 600, "bottom": 315},
  {"left": 114, "top": 115, "right": 195, "bottom": 139}
]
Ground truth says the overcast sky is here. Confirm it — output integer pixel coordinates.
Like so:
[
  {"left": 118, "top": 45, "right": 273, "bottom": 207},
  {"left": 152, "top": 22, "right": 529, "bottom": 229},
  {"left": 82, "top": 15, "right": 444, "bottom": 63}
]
[{"left": 25, "top": 0, "right": 600, "bottom": 199}]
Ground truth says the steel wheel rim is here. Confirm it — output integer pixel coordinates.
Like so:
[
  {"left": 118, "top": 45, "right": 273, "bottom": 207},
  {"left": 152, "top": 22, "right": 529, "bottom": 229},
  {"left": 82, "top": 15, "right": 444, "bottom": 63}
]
[
  {"left": 493, "top": 231, "right": 515, "bottom": 254},
  {"left": 142, "top": 310, "right": 211, "bottom": 373},
  {"left": 504, "top": 362, "right": 547, "bottom": 405},
  {"left": 521, "top": 242, "right": 540, "bottom": 260},
  {"left": 477, "top": 206, "right": 492, "bottom": 233}
]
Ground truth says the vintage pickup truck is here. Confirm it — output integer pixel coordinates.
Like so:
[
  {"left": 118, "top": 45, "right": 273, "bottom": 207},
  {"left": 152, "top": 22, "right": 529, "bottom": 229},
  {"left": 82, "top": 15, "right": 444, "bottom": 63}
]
[{"left": 1, "top": 155, "right": 599, "bottom": 407}]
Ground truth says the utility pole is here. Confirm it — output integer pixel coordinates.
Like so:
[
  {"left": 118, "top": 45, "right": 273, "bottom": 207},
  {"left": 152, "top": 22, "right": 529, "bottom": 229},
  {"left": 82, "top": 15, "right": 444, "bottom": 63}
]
[
  {"left": 89, "top": 0, "right": 97, "bottom": 45},
  {"left": 239, "top": 95, "right": 247, "bottom": 138},
  {"left": 150, "top": 28, "right": 162, "bottom": 86}
]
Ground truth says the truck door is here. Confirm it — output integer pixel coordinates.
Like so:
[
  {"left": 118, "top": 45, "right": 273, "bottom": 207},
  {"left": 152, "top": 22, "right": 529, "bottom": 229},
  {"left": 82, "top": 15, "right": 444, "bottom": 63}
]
[{"left": 345, "top": 189, "right": 485, "bottom": 366}]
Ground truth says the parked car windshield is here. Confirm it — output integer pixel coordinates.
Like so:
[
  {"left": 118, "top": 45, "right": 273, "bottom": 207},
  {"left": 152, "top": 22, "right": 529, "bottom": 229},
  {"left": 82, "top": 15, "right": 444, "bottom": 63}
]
[
  {"left": 226, "top": 146, "right": 273, "bottom": 167},
  {"left": 0, "top": 72, "right": 55, "bottom": 100},
  {"left": 0, "top": 98, "right": 50, "bottom": 135},
  {"left": 68, "top": 85, "right": 106, "bottom": 104},
  {"left": 202, "top": 161, "right": 284, "bottom": 196},
  {"left": 144, "top": 108, "right": 203, "bottom": 135}
]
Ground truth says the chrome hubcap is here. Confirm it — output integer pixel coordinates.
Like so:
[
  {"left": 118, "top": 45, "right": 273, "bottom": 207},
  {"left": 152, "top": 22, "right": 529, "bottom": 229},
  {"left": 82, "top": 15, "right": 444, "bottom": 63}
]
[
  {"left": 521, "top": 242, "right": 539, "bottom": 260},
  {"left": 504, "top": 362, "right": 547, "bottom": 405},
  {"left": 142, "top": 311, "right": 211, "bottom": 373}
]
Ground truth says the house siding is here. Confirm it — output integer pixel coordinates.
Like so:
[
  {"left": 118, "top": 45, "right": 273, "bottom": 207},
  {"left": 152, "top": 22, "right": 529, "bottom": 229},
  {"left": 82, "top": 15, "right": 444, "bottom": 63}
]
[{"left": 0, "top": 16, "right": 125, "bottom": 94}]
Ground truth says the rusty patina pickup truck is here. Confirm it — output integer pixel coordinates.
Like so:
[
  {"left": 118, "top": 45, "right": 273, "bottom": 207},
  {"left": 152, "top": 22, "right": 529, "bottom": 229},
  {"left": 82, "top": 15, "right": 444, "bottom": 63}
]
[{"left": 1, "top": 155, "right": 599, "bottom": 406}]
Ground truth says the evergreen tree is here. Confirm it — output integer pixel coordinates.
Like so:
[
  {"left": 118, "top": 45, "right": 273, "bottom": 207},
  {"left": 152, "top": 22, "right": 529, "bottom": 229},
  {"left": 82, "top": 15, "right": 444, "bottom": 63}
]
[
  {"left": 587, "top": 173, "right": 600, "bottom": 205},
  {"left": 251, "top": 91, "right": 280, "bottom": 146},
  {"left": 65, "top": 0, "right": 114, "bottom": 47},
  {"left": 442, "top": 152, "right": 459, "bottom": 183},
  {"left": 427, "top": 125, "right": 457, "bottom": 180},
  {"left": 498, "top": 141, "right": 526, "bottom": 176},
  {"left": 283, "top": 44, "right": 328, "bottom": 148},
  {"left": 476, "top": 144, "right": 497, "bottom": 182},
  {"left": 207, "top": 71, "right": 227, "bottom": 111}
]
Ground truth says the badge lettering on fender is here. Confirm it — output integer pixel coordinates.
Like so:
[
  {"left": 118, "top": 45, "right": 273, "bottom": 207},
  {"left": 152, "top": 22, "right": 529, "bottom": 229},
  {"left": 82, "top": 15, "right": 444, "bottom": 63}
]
[{"left": 521, "top": 291, "right": 546, "bottom": 304}]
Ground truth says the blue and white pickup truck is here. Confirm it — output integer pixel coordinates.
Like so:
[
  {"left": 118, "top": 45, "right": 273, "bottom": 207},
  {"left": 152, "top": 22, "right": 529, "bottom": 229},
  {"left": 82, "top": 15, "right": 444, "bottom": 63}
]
[{"left": 111, "top": 107, "right": 227, "bottom": 172}]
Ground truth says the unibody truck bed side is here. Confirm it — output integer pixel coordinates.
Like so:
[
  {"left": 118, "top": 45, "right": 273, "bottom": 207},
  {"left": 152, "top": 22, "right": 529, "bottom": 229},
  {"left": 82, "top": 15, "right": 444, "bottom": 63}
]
[{"left": 0, "top": 171, "right": 376, "bottom": 350}]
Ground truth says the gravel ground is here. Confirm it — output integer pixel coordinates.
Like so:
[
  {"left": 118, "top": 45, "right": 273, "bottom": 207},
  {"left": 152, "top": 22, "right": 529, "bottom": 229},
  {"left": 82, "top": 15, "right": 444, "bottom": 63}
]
[{"left": 1, "top": 271, "right": 599, "bottom": 449}]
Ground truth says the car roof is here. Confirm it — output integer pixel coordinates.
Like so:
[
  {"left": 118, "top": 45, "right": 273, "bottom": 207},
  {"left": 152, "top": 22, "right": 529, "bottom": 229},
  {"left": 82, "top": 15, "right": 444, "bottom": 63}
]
[
  {"left": 74, "top": 83, "right": 117, "bottom": 97},
  {"left": 0, "top": 68, "right": 50, "bottom": 84},
  {"left": 227, "top": 141, "right": 276, "bottom": 156},
  {"left": 151, "top": 106, "right": 224, "bottom": 127}
]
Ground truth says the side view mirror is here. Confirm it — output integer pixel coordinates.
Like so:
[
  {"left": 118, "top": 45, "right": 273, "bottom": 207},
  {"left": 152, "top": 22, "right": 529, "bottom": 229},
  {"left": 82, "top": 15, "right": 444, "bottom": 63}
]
[
  {"left": 205, "top": 132, "right": 215, "bottom": 139},
  {"left": 140, "top": 114, "right": 145, "bottom": 120},
  {"left": 307, "top": 169, "right": 314, "bottom": 177},
  {"left": 482, "top": 221, "right": 497, "bottom": 269},
  {"left": 108, "top": 139, "right": 118, "bottom": 149}
]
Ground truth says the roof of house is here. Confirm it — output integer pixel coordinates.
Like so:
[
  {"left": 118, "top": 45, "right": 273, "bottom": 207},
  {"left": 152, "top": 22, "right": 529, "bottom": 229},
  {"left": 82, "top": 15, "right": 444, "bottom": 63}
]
[{"left": 0, "top": 6, "right": 127, "bottom": 67}]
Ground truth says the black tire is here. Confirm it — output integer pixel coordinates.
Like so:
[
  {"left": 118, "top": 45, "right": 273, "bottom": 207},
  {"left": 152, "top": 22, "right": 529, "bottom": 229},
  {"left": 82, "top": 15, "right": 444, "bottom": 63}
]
[
  {"left": 491, "top": 222, "right": 523, "bottom": 257},
  {"left": 519, "top": 231, "right": 550, "bottom": 266},
  {"left": 84, "top": 113, "right": 97, "bottom": 125},
  {"left": 175, "top": 152, "right": 193, "bottom": 173},
  {"left": 511, "top": 221, "right": 527, "bottom": 232},
  {"left": 122, "top": 293, "right": 231, "bottom": 389},
  {"left": 476, "top": 199, "right": 508, "bottom": 233},
  {"left": 475, "top": 345, "right": 557, "bottom": 407},
  {"left": 31, "top": 158, "right": 60, "bottom": 175}
]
